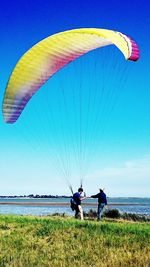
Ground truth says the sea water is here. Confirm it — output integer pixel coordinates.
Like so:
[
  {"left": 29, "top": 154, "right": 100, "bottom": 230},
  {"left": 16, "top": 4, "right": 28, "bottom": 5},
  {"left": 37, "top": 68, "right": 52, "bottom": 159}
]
[{"left": 0, "top": 197, "right": 150, "bottom": 216}]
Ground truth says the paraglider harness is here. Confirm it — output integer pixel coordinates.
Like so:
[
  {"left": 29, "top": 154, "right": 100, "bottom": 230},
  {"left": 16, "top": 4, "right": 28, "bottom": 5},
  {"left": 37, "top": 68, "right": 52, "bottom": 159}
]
[
  {"left": 69, "top": 185, "right": 78, "bottom": 211},
  {"left": 69, "top": 185, "right": 83, "bottom": 211},
  {"left": 70, "top": 197, "right": 77, "bottom": 211}
]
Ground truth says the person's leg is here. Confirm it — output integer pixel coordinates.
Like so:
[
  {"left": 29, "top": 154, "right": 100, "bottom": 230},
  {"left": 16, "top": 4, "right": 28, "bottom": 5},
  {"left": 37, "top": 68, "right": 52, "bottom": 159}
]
[
  {"left": 75, "top": 207, "right": 79, "bottom": 218},
  {"left": 97, "top": 204, "right": 101, "bottom": 220},
  {"left": 78, "top": 205, "right": 84, "bottom": 220},
  {"left": 99, "top": 204, "right": 104, "bottom": 220},
  {"left": 97, "top": 203, "right": 105, "bottom": 220}
]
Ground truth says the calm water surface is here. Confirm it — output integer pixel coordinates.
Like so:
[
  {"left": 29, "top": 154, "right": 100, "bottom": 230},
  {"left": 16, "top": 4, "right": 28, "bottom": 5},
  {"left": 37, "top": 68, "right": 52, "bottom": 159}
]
[{"left": 0, "top": 197, "right": 150, "bottom": 216}]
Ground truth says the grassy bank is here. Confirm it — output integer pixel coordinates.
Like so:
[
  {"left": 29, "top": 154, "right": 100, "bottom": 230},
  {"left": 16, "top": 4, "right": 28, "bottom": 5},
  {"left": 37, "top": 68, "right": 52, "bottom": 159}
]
[{"left": 0, "top": 215, "right": 150, "bottom": 267}]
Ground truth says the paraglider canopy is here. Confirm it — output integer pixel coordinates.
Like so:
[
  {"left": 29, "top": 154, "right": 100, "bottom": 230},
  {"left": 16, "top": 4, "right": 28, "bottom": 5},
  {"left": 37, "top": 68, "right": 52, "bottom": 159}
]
[{"left": 2, "top": 28, "right": 139, "bottom": 123}]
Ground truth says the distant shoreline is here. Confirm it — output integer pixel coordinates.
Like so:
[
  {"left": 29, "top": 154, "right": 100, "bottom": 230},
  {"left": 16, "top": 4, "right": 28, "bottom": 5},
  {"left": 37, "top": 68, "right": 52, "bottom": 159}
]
[
  {"left": 0, "top": 202, "right": 149, "bottom": 206},
  {"left": 0, "top": 196, "right": 149, "bottom": 199}
]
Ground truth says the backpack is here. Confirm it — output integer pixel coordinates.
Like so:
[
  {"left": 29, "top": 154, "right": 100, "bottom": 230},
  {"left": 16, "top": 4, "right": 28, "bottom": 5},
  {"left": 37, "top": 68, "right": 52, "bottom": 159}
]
[{"left": 70, "top": 198, "right": 77, "bottom": 211}]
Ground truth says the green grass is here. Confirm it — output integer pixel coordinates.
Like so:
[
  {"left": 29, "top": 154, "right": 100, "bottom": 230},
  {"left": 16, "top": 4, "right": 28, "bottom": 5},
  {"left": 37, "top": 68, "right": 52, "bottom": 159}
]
[{"left": 0, "top": 215, "right": 150, "bottom": 267}]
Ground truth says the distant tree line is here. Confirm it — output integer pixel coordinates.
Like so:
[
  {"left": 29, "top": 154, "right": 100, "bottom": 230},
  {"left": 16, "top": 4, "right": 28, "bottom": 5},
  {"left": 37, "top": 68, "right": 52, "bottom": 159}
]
[{"left": 0, "top": 194, "right": 71, "bottom": 198}]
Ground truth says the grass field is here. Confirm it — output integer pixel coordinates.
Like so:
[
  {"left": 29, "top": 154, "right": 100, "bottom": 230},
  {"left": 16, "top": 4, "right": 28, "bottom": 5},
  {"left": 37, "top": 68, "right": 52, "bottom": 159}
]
[{"left": 0, "top": 215, "right": 150, "bottom": 267}]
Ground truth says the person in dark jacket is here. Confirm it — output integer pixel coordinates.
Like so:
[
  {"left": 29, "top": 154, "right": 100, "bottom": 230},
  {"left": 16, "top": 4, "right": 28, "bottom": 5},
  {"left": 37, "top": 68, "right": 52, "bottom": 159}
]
[
  {"left": 91, "top": 188, "right": 107, "bottom": 220},
  {"left": 72, "top": 187, "right": 86, "bottom": 220}
]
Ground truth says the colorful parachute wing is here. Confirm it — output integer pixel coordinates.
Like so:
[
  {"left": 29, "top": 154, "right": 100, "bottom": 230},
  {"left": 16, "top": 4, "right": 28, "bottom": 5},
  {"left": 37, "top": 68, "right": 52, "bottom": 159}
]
[{"left": 2, "top": 28, "right": 139, "bottom": 123}]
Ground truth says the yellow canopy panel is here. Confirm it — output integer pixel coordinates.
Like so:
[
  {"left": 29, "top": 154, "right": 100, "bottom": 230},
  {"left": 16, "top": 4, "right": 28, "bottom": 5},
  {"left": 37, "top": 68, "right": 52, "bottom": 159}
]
[{"left": 2, "top": 28, "right": 139, "bottom": 123}]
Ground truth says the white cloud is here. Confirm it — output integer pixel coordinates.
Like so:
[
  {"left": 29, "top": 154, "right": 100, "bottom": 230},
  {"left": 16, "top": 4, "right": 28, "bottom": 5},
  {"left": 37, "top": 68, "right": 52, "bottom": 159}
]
[{"left": 86, "top": 155, "right": 150, "bottom": 197}]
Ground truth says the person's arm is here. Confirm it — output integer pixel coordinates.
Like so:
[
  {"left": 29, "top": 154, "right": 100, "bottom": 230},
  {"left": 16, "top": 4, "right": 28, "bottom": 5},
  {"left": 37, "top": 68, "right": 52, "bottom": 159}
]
[
  {"left": 104, "top": 194, "right": 107, "bottom": 205},
  {"left": 80, "top": 191, "right": 86, "bottom": 201},
  {"left": 104, "top": 196, "right": 108, "bottom": 208},
  {"left": 80, "top": 196, "right": 86, "bottom": 201},
  {"left": 91, "top": 193, "right": 99, "bottom": 198}
]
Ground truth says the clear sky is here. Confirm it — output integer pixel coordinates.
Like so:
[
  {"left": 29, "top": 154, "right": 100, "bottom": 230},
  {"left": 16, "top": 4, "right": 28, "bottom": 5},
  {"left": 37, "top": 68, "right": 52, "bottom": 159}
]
[{"left": 0, "top": 0, "right": 150, "bottom": 197}]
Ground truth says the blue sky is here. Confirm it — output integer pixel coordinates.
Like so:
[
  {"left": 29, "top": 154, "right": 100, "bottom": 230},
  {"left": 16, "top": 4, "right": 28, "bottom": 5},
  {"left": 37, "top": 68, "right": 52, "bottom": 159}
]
[{"left": 0, "top": 0, "right": 150, "bottom": 196}]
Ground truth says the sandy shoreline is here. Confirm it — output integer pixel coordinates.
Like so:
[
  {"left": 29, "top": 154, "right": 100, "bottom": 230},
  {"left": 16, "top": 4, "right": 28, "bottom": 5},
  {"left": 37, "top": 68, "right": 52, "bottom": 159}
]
[{"left": 0, "top": 202, "right": 149, "bottom": 206}]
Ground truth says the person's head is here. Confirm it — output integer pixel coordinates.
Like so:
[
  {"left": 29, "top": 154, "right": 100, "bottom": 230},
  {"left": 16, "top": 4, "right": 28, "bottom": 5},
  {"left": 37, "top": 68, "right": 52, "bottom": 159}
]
[
  {"left": 78, "top": 187, "right": 83, "bottom": 194},
  {"left": 99, "top": 188, "right": 104, "bottom": 193}
]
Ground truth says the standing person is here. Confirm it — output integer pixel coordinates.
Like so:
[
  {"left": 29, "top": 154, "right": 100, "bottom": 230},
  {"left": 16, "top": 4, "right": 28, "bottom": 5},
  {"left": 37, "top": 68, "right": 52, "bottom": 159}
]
[
  {"left": 91, "top": 189, "right": 107, "bottom": 221},
  {"left": 72, "top": 188, "right": 86, "bottom": 220}
]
